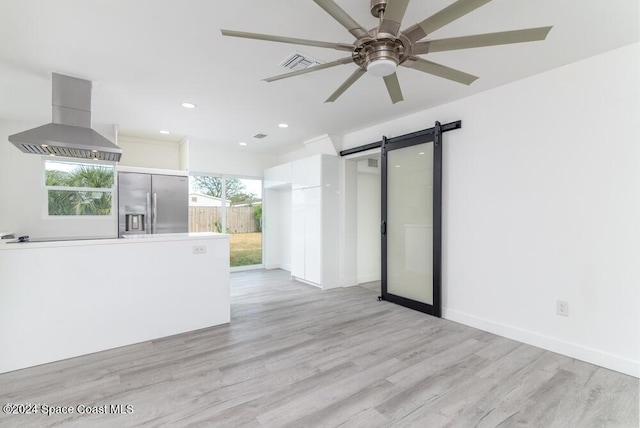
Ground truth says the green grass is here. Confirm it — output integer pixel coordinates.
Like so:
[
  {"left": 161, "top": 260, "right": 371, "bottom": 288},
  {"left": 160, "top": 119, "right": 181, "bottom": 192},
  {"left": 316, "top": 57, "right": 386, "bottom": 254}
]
[{"left": 230, "top": 232, "right": 262, "bottom": 267}]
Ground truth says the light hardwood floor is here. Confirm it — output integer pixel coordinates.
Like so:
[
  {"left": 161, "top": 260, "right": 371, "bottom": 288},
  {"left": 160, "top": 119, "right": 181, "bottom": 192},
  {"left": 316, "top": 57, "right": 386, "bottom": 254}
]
[{"left": 1, "top": 269, "right": 638, "bottom": 427}]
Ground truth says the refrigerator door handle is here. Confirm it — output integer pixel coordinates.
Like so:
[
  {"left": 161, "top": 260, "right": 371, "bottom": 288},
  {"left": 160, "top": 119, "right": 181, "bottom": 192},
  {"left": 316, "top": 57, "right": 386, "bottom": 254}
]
[
  {"left": 145, "top": 192, "right": 151, "bottom": 234},
  {"left": 152, "top": 192, "right": 158, "bottom": 234}
]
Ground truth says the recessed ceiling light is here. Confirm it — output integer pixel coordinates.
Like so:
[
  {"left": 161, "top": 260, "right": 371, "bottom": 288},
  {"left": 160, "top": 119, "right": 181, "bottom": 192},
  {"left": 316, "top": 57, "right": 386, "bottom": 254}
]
[
  {"left": 91, "top": 149, "right": 98, "bottom": 153},
  {"left": 418, "top": 152, "right": 425, "bottom": 155},
  {"left": 181, "top": 102, "right": 196, "bottom": 109},
  {"left": 239, "top": 142, "right": 247, "bottom": 146},
  {"left": 278, "top": 123, "right": 289, "bottom": 128},
  {"left": 395, "top": 165, "right": 400, "bottom": 168},
  {"left": 41, "top": 144, "right": 48, "bottom": 148},
  {"left": 160, "top": 130, "right": 170, "bottom": 135}
]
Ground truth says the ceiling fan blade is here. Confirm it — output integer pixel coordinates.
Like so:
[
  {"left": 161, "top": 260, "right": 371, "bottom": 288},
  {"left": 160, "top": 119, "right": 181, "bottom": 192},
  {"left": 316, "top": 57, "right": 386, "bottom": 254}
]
[
  {"left": 220, "top": 29, "right": 354, "bottom": 51},
  {"left": 403, "top": 57, "right": 478, "bottom": 85},
  {"left": 313, "top": 0, "right": 371, "bottom": 39},
  {"left": 263, "top": 57, "right": 353, "bottom": 82},
  {"left": 326, "top": 68, "right": 366, "bottom": 103},
  {"left": 413, "top": 26, "right": 553, "bottom": 55},
  {"left": 378, "top": 0, "right": 411, "bottom": 37},
  {"left": 383, "top": 73, "right": 403, "bottom": 104},
  {"left": 404, "top": 0, "right": 493, "bottom": 42}
]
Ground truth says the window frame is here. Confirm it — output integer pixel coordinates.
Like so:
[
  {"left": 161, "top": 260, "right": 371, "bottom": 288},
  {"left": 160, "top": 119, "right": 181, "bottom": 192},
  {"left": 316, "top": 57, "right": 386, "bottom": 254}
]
[{"left": 42, "top": 157, "right": 117, "bottom": 218}]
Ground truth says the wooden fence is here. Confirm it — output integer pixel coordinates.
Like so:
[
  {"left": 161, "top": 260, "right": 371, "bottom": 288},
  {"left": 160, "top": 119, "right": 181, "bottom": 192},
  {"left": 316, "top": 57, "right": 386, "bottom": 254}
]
[{"left": 189, "top": 206, "right": 260, "bottom": 233}]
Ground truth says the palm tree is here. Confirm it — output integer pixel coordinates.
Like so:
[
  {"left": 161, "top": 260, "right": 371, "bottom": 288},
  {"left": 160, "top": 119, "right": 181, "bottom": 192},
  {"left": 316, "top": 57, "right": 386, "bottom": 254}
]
[
  {"left": 46, "top": 165, "right": 114, "bottom": 215},
  {"left": 67, "top": 165, "right": 114, "bottom": 188},
  {"left": 45, "top": 169, "right": 72, "bottom": 186},
  {"left": 67, "top": 166, "right": 113, "bottom": 215}
]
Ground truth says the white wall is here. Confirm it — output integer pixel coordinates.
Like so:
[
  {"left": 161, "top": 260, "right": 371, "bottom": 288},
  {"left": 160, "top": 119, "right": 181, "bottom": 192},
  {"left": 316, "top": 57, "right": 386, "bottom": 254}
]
[
  {"left": 340, "top": 159, "right": 358, "bottom": 287},
  {"left": 0, "top": 120, "right": 118, "bottom": 239},
  {"left": 264, "top": 187, "right": 291, "bottom": 271},
  {"left": 340, "top": 43, "right": 640, "bottom": 377},
  {"left": 276, "top": 147, "right": 309, "bottom": 165},
  {"left": 189, "top": 137, "right": 276, "bottom": 177},
  {"left": 357, "top": 166, "right": 381, "bottom": 283},
  {"left": 179, "top": 137, "right": 189, "bottom": 170},
  {"left": 117, "top": 135, "right": 183, "bottom": 170},
  {"left": 273, "top": 135, "right": 341, "bottom": 165}
]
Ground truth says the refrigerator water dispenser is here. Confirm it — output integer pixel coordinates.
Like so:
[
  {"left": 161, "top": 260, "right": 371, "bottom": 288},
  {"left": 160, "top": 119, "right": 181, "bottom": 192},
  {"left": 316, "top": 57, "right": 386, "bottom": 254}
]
[{"left": 125, "top": 211, "right": 146, "bottom": 232}]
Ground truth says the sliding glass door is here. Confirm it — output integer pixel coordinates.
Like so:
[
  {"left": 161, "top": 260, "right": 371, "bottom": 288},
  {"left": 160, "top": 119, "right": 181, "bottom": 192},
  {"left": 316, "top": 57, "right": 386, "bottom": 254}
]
[
  {"left": 381, "top": 124, "right": 442, "bottom": 316},
  {"left": 189, "top": 175, "right": 263, "bottom": 269}
]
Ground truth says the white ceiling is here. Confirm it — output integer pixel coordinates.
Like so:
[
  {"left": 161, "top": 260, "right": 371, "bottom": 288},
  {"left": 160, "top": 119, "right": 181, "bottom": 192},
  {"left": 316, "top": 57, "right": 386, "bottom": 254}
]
[{"left": 0, "top": 0, "right": 637, "bottom": 154}]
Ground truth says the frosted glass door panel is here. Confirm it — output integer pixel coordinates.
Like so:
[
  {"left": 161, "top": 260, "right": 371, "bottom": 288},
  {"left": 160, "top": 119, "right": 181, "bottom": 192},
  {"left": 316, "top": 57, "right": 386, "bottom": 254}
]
[{"left": 386, "top": 143, "right": 433, "bottom": 305}]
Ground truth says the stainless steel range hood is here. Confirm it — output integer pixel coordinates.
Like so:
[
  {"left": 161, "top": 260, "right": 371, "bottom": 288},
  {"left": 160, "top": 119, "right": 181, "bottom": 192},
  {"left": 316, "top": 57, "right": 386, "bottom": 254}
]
[{"left": 9, "top": 73, "right": 122, "bottom": 162}]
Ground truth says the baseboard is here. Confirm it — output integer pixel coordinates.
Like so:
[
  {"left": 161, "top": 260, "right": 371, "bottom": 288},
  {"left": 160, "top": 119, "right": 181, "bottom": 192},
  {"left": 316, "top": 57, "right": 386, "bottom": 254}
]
[
  {"left": 357, "top": 274, "right": 381, "bottom": 284},
  {"left": 265, "top": 263, "right": 291, "bottom": 272},
  {"left": 230, "top": 264, "right": 264, "bottom": 273},
  {"left": 291, "top": 276, "right": 321, "bottom": 289},
  {"left": 442, "top": 308, "right": 639, "bottom": 378},
  {"left": 341, "top": 276, "right": 358, "bottom": 287}
]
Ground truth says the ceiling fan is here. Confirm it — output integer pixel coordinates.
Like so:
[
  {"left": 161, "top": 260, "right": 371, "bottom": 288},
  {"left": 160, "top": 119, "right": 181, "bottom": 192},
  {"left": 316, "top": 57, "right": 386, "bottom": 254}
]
[{"left": 221, "top": 0, "right": 552, "bottom": 104}]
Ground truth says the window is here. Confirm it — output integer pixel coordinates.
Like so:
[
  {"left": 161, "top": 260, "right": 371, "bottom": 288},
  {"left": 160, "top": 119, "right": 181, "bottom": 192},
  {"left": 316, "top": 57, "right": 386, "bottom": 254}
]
[{"left": 44, "top": 159, "right": 115, "bottom": 216}]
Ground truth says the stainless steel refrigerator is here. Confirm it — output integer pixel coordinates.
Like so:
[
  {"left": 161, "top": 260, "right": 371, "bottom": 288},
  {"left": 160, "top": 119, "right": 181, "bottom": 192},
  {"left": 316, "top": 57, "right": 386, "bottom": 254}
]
[{"left": 118, "top": 172, "right": 188, "bottom": 237}]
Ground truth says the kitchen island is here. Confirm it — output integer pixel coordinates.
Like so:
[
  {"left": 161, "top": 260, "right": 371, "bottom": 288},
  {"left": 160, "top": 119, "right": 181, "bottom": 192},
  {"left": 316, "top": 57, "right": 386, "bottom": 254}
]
[{"left": 0, "top": 233, "right": 230, "bottom": 374}]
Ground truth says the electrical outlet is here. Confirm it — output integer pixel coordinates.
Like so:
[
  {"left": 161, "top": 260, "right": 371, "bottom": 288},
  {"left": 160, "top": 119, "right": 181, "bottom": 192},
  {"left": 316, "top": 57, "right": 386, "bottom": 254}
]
[
  {"left": 192, "top": 245, "right": 206, "bottom": 255},
  {"left": 556, "top": 300, "right": 569, "bottom": 317}
]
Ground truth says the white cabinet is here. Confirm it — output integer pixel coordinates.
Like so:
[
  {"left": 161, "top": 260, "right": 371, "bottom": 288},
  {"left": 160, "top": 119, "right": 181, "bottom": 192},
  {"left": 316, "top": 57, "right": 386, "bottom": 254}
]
[
  {"left": 304, "top": 187, "right": 322, "bottom": 284},
  {"left": 264, "top": 163, "right": 292, "bottom": 189},
  {"left": 290, "top": 155, "right": 339, "bottom": 289},
  {"left": 291, "top": 187, "right": 322, "bottom": 284},
  {"left": 291, "top": 189, "right": 306, "bottom": 277},
  {"left": 264, "top": 154, "right": 339, "bottom": 289},
  {"left": 292, "top": 155, "right": 322, "bottom": 189}
]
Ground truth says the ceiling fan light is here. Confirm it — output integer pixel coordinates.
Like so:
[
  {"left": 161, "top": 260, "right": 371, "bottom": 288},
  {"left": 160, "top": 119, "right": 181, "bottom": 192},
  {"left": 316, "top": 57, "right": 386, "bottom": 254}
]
[{"left": 366, "top": 58, "right": 398, "bottom": 77}]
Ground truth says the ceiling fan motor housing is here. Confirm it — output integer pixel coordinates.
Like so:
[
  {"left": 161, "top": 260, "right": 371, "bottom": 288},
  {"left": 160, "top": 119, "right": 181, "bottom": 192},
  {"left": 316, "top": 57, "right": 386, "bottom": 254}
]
[
  {"left": 363, "top": 41, "right": 400, "bottom": 72},
  {"left": 353, "top": 32, "right": 412, "bottom": 75},
  {"left": 370, "top": 0, "right": 387, "bottom": 18}
]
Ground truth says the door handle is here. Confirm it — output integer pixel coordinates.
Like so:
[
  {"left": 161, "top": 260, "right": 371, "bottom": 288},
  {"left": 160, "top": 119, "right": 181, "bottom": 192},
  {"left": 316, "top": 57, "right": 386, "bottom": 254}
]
[
  {"left": 152, "top": 193, "right": 158, "bottom": 234},
  {"left": 381, "top": 220, "right": 386, "bottom": 236},
  {"left": 145, "top": 192, "right": 151, "bottom": 233}
]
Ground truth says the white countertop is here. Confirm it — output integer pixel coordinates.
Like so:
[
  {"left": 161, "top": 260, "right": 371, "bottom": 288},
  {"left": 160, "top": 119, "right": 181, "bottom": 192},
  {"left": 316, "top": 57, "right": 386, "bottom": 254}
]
[
  {"left": 0, "top": 232, "right": 230, "bottom": 250},
  {"left": 121, "top": 232, "right": 229, "bottom": 240}
]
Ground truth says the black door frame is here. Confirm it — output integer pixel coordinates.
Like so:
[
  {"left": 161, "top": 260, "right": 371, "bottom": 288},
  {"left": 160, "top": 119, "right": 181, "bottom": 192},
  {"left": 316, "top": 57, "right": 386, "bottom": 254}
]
[{"left": 340, "top": 120, "right": 460, "bottom": 317}]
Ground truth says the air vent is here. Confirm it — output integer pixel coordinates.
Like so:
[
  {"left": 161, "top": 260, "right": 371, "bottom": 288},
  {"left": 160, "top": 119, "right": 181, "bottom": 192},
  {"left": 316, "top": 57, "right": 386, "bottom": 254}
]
[
  {"left": 253, "top": 133, "right": 267, "bottom": 139},
  {"left": 280, "top": 51, "right": 323, "bottom": 71},
  {"left": 368, "top": 158, "right": 378, "bottom": 168}
]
